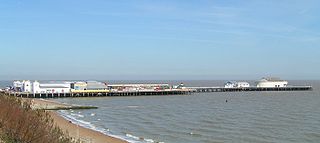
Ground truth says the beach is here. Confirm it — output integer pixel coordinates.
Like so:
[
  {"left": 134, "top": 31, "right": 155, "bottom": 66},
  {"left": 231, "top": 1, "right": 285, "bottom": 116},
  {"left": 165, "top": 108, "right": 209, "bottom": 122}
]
[{"left": 31, "top": 99, "right": 128, "bottom": 143}]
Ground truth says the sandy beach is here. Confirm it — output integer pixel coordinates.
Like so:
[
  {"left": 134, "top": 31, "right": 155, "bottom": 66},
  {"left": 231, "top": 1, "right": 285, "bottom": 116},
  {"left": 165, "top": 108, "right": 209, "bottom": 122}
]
[{"left": 31, "top": 99, "right": 128, "bottom": 143}]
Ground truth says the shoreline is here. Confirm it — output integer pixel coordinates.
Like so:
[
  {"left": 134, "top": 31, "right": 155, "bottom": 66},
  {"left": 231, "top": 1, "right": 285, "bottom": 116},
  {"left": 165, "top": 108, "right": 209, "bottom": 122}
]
[{"left": 31, "top": 98, "right": 128, "bottom": 143}]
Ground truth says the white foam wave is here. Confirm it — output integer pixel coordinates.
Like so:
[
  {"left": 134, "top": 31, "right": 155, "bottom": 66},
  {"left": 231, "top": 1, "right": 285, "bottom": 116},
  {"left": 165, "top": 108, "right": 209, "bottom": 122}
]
[
  {"left": 57, "top": 111, "right": 142, "bottom": 143},
  {"left": 70, "top": 113, "right": 84, "bottom": 118},
  {"left": 127, "top": 106, "right": 140, "bottom": 108},
  {"left": 125, "top": 133, "right": 163, "bottom": 143},
  {"left": 126, "top": 133, "right": 140, "bottom": 140},
  {"left": 144, "top": 138, "right": 155, "bottom": 143}
]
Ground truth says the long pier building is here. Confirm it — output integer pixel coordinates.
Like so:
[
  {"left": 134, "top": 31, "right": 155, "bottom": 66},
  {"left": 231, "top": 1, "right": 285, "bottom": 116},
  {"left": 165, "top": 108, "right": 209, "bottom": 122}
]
[{"left": 2, "top": 78, "right": 313, "bottom": 98}]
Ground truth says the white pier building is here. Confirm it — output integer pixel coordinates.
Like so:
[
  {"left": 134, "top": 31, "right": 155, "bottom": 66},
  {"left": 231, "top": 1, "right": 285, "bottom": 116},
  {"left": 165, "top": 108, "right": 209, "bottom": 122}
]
[{"left": 256, "top": 78, "right": 288, "bottom": 88}]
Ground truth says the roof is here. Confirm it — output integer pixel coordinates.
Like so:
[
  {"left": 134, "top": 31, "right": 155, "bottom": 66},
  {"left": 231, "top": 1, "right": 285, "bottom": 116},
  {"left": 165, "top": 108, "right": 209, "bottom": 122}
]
[
  {"left": 108, "top": 84, "right": 169, "bottom": 87},
  {"left": 86, "top": 84, "right": 107, "bottom": 89},
  {"left": 39, "top": 86, "right": 70, "bottom": 88},
  {"left": 237, "top": 82, "right": 249, "bottom": 84},
  {"left": 39, "top": 83, "right": 70, "bottom": 88},
  {"left": 225, "top": 81, "right": 237, "bottom": 84},
  {"left": 260, "top": 77, "right": 287, "bottom": 82}
]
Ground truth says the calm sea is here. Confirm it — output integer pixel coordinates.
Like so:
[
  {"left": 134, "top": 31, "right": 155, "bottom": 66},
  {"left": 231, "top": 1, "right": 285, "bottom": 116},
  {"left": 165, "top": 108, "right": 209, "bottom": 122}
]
[{"left": 2, "top": 80, "right": 320, "bottom": 143}]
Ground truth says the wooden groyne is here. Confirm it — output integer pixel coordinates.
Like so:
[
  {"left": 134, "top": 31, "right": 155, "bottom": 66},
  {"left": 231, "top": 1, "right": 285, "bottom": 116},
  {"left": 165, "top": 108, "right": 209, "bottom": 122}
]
[{"left": 30, "top": 99, "right": 98, "bottom": 110}]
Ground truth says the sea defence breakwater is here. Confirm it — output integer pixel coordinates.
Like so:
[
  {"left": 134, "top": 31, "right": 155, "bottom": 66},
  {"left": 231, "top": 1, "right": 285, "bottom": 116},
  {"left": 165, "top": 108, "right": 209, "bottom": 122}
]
[{"left": 1, "top": 78, "right": 313, "bottom": 98}]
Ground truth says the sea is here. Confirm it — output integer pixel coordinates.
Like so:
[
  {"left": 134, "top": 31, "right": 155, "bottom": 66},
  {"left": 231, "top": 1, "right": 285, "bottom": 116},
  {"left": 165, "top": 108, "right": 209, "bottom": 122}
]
[{"left": 1, "top": 80, "right": 320, "bottom": 143}]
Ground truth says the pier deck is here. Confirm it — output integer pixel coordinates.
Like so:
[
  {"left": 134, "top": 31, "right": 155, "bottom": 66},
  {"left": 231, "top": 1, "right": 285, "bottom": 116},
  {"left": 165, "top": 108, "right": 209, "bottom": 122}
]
[
  {"left": 189, "top": 86, "right": 313, "bottom": 93},
  {"left": 6, "top": 89, "right": 192, "bottom": 98},
  {"left": 3, "top": 86, "right": 313, "bottom": 98}
]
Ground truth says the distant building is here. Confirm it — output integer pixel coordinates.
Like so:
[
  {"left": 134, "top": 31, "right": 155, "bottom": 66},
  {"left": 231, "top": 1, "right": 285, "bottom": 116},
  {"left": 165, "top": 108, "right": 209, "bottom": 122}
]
[
  {"left": 225, "top": 81, "right": 250, "bottom": 88},
  {"left": 224, "top": 81, "right": 237, "bottom": 88},
  {"left": 71, "top": 82, "right": 87, "bottom": 90},
  {"left": 108, "top": 84, "right": 170, "bottom": 91},
  {"left": 33, "top": 81, "right": 71, "bottom": 93},
  {"left": 172, "top": 83, "right": 184, "bottom": 89},
  {"left": 22, "top": 80, "right": 32, "bottom": 93},
  {"left": 236, "top": 82, "right": 250, "bottom": 88},
  {"left": 256, "top": 78, "right": 288, "bottom": 87},
  {"left": 13, "top": 81, "right": 23, "bottom": 92},
  {"left": 86, "top": 81, "right": 107, "bottom": 90},
  {"left": 13, "top": 80, "right": 32, "bottom": 92}
]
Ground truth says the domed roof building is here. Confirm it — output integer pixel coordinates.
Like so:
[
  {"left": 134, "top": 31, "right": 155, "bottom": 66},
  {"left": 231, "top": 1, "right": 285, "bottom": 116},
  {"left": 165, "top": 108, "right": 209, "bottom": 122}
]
[{"left": 256, "top": 77, "right": 288, "bottom": 87}]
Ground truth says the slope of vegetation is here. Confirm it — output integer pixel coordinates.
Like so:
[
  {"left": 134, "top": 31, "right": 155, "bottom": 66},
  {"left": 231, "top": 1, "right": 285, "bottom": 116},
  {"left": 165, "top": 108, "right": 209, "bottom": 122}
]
[{"left": 0, "top": 93, "right": 73, "bottom": 143}]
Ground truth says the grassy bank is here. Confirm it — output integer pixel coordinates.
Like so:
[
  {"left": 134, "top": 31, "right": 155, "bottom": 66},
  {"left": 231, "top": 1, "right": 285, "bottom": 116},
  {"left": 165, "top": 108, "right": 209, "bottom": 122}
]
[{"left": 0, "top": 93, "right": 74, "bottom": 143}]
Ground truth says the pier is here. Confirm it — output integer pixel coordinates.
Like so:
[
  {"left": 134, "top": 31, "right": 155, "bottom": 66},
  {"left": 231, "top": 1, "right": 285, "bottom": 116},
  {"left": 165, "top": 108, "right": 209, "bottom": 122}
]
[
  {"left": 3, "top": 79, "right": 314, "bottom": 98},
  {"left": 5, "top": 89, "right": 192, "bottom": 98},
  {"left": 3, "top": 86, "right": 313, "bottom": 98},
  {"left": 189, "top": 86, "right": 313, "bottom": 93}
]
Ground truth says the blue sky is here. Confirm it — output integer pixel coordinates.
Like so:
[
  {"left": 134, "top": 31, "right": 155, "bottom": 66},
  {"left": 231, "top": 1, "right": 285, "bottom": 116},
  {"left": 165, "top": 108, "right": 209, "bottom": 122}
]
[{"left": 0, "top": 0, "right": 320, "bottom": 80}]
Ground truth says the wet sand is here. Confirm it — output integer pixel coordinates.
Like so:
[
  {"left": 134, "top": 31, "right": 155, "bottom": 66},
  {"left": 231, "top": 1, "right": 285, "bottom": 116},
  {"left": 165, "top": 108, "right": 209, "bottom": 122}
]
[
  {"left": 49, "top": 112, "right": 127, "bottom": 143},
  {"left": 31, "top": 99, "right": 128, "bottom": 143}
]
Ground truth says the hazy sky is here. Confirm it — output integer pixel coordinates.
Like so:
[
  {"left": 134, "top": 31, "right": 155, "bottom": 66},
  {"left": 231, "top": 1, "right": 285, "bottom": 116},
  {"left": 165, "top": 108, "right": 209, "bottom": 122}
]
[{"left": 0, "top": 0, "right": 320, "bottom": 80}]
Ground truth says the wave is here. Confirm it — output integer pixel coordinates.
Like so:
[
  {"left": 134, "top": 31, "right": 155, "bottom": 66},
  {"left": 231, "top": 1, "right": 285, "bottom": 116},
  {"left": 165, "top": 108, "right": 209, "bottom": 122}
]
[
  {"left": 57, "top": 110, "right": 162, "bottom": 143},
  {"left": 70, "top": 113, "right": 84, "bottom": 118},
  {"left": 124, "top": 133, "right": 164, "bottom": 143}
]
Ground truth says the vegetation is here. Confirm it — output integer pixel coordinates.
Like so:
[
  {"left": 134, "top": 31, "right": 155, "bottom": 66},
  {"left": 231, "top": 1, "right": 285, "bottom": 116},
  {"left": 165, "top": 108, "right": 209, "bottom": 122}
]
[{"left": 0, "top": 93, "right": 74, "bottom": 143}]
